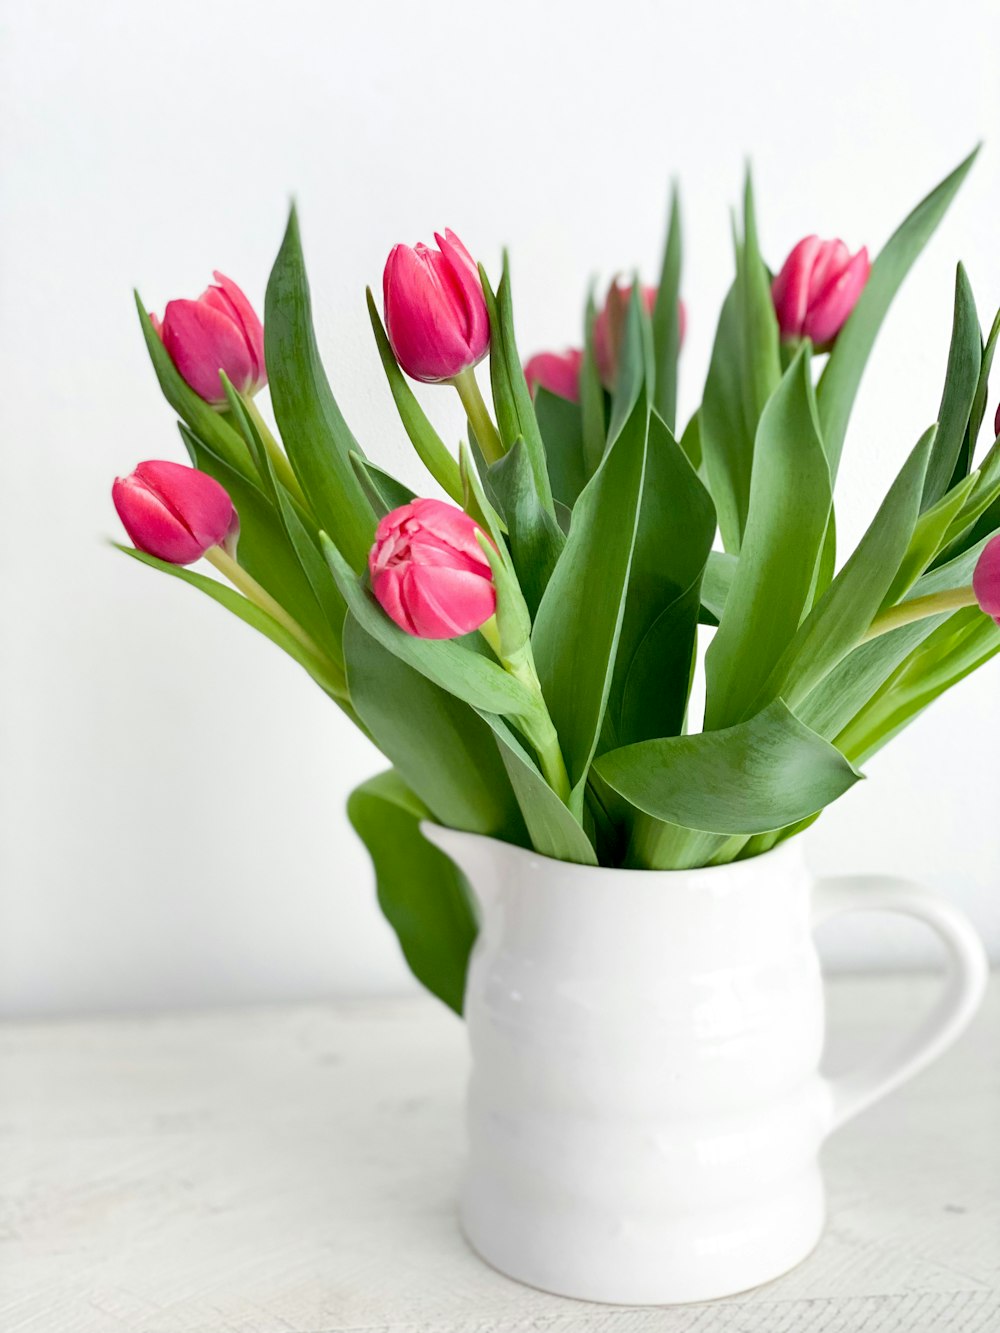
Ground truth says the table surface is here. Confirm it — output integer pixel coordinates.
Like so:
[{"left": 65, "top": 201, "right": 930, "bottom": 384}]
[{"left": 2, "top": 975, "right": 998, "bottom": 1333}]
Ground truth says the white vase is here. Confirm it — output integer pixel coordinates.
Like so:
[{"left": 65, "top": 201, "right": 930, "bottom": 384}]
[{"left": 421, "top": 826, "right": 987, "bottom": 1306}]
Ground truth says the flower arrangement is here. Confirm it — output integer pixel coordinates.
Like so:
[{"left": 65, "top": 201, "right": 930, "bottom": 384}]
[{"left": 115, "top": 150, "right": 1000, "bottom": 1011}]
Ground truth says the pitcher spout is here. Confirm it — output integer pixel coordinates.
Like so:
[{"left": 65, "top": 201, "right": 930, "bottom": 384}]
[{"left": 420, "top": 822, "right": 504, "bottom": 923}]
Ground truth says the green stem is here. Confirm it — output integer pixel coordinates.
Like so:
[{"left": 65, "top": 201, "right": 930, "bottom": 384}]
[
  {"left": 452, "top": 368, "right": 505, "bottom": 464},
  {"left": 204, "top": 546, "right": 344, "bottom": 693},
  {"left": 862, "top": 586, "right": 979, "bottom": 642},
  {"left": 244, "top": 396, "right": 310, "bottom": 510}
]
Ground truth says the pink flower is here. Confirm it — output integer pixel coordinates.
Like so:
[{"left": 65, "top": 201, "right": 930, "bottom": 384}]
[
  {"left": 113, "top": 460, "right": 239, "bottom": 565},
  {"left": 369, "top": 498, "right": 495, "bottom": 639},
  {"left": 973, "top": 534, "right": 1000, "bottom": 623},
  {"left": 382, "top": 229, "right": 490, "bottom": 383},
  {"left": 152, "top": 272, "right": 266, "bottom": 407},
  {"left": 771, "top": 237, "right": 870, "bottom": 346},
  {"left": 593, "top": 281, "right": 686, "bottom": 388},
  {"left": 524, "top": 348, "right": 583, "bottom": 403}
]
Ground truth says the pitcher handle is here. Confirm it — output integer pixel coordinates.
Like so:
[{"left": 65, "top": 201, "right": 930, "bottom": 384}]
[{"left": 812, "top": 873, "right": 987, "bottom": 1131}]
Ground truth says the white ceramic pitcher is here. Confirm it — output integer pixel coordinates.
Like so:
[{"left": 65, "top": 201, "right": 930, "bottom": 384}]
[{"left": 421, "top": 826, "right": 987, "bottom": 1305}]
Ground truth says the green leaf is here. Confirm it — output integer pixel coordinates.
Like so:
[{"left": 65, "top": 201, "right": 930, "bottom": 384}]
[
  {"left": 343, "top": 617, "right": 526, "bottom": 842},
  {"left": 756, "top": 426, "right": 935, "bottom": 711},
  {"left": 738, "top": 169, "right": 782, "bottom": 426},
  {"left": 265, "top": 206, "right": 375, "bottom": 572},
  {"left": 608, "top": 280, "right": 653, "bottom": 445},
  {"left": 609, "top": 411, "right": 716, "bottom": 746},
  {"left": 883, "top": 466, "right": 976, "bottom": 605},
  {"left": 966, "top": 306, "right": 1000, "bottom": 457},
  {"left": 705, "top": 347, "right": 832, "bottom": 729},
  {"left": 678, "top": 409, "right": 702, "bottom": 470},
  {"left": 623, "top": 813, "right": 738, "bottom": 871},
  {"left": 347, "top": 771, "right": 477, "bottom": 1014},
  {"left": 480, "top": 257, "right": 555, "bottom": 514},
  {"left": 651, "top": 183, "right": 683, "bottom": 433},
  {"left": 486, "top": 716, "right": 598, "bottom": 865},
  {"left": 534, "top": 388, "right": 588, "bottom": 509},
  {"left": 580, "top": 289, "right": 607, "bottom": 477},
  {"left": 487, "top": 439, "right": 566, "bottom": 617},
  {"left": 817, "top": 148, "right": 979, "bottom": 479},
  {"left": 321, "top": 534, "right": 534, "bottom": 719},
  {"left": 922, "top": 264, "right": 981, "bottom": 508},
  {"left": 133, "top": 293, "right": 257, "bottom": 482},
  {"left": 700, "top": 283, "right": 751, "bottom": 551},
  {"left": 700, "top": 550, "right": 737, "bottom": 625},
  {"left": 593, "top": 699, "right": 861, "bottom": 835},
  {"left": 349, "top": 451, "right": 414, "bottom": 517},
  {"left": 531, "top": 396, "right": 649, "bottom": 794},
  {"left": 365, "top": 288, "right": 464, "bottom": 503},
  {"left": 116, "top": 545, "right": 347, "bottom": 700},
  {"left": 179, "top": 423, "right": 345, "bottom": 662}
]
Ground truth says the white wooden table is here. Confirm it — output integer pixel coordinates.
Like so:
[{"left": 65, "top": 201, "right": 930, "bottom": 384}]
[{"left": 2, "top": 976, "right": 998, "bottom": 1332}]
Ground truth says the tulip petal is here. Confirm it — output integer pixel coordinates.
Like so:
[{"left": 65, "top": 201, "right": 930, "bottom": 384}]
[
  {"left": 973, "top": 534, "right": 1000, "bottom": 621},
  {"left": 803, "top": 247, "right": 870, "bottom": 345},
  {"left": 211, "top": 271, "right": 267, "bottom": 386},
  {"left": 161, "top": 298, "right": 256, "bottom": 404}
]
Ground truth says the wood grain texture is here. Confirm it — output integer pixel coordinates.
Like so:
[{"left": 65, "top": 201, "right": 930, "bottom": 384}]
[{"left": 1, "top": 976, "right": 997, "bottom": 1332}]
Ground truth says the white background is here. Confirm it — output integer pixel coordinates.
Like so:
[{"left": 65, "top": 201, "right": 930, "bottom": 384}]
[{"left": 2, "top": 0, "right": 999, "bottom": 1016}]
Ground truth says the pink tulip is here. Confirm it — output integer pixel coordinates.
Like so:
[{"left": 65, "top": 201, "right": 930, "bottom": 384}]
[
  {"left": 369, "top": 498, "right": 495, "bottom": 639},
  {"left": 382, "top": 230, "right": 490, "bottom": 383},
  {"left": 524, "top": 348, "right": 584, "bottom": 403},
  {"left": 771, "top": 237, "right": 870, "bottom": 347},
  {"left": 593, "top": 281, "right": 686, "bottom": 388},
  {"left": 973, "top": 535, "right": 1000, "bottom": 623},
  {"left": 152, "top": 273, "right": 266, "bottom": 407},
  {"left": 113, "top": 460, "right": 239, "bottom": 565}
]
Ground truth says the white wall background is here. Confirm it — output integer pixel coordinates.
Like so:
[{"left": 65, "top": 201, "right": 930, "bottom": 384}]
[{"left": 2, "top": 0, "right": 999, "bottom": 1016}]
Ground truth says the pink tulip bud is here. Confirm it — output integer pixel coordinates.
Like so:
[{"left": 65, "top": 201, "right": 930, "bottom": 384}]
[
  {"left": 973, "top": 535, "right": 1000, "bottom": 623},
  {"left": 113, "top": 460, "right": 239, "bottom": 565},
  {"left": 994, "top": 401, "right": 1000, "bottom": 440},
  {"left": 523, "top": 348, "right": 584, "bottom": 403},
  {"left": 593, "top": 281, "right": 686, "bottom": 389},
  {"left": 369, "top": 498, "right": 495, "bottom": 639},
  {"left": 382, "top": 229, "right": 490, "bottom": 383},
  {"left": 152, "top": 272, "right": 266, "bottom": 407},
  {"left": 771, "top": 237, "right": 870, "bottom": 347}
]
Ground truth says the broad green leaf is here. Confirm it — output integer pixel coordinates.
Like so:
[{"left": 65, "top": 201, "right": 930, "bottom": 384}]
[
  {"left": 625, "top": 812, "right": 737, "bottom": 871},
  {"left": 534, "top": 387, "right": 588, "bottom": 508},
  {"left": 343, "top": 617, "right": 527, "bottom": 843},
  {"left": 700, "top": 550, "right": 737, "bottom": 625},
  {"left": 651, "top": 183, "right": 683, "bottom": 432},
  {"left": 116, "top": 545, "right": 348, "bottom": 701},
  {"left": 347, "top": 771, "right": 477, "bottom": 1014},
  {"left": 580, "top": 289, "right": 607, "bottom": 477},
  {"left": 883, "top": 466, "right": 976, "bottom": 606},
  {"left": 485, "top": 716, "right": 598, "bottom": 865},
  {"left": 134, "top": 294, "right": 256, "bottom": 482},
  {"left": 922, "top": 263, "right": 981, "bottom": 508},
  {"left": 593, "top": 699, "right": 861, "bottom": 835},
  {"left": 608, "top": 280, "right": 653, "bottom": 445},
  {"left": 755, "top": 426, "right": 935, "bottom": 711},
  {"left": 321, "top": 534, "right": 534, "bottom": 719},
  {"left": 700, "top": 283, "right": 751, "bottom": 551},
  {"left": 817, "top": 148, "right": 979, "bottom": 478},
  {"left": 705, "top": 347, "right": 832, "bottom": 729},
  {"left": 610, "top": 412, "right": 716, "bottom": 746},
  {"left": 531, "top": 396, "right": 649, "bottom": 796},
  {"left": 265, "top": 206, "right": 375, "bottom": 572},
  {"left": 679, "top": 409, "right": 702, "bottom": 470},
  {"left": 179, "top": 423, "right": 344, "bottom": 662},
  {"left": 480, "top": 257, "right": 555, "bottom": 514},
  {"left": 738, "top": 169, "right": 782, "bottom": 426},
  {"left": 365, "top": 288, "right": 464, "bottom": 503},
  {"left": 349, "top": 451, "right": 414, "bottom": 517},
  {"left": 966, "top": 306, "right": 1000, "bottom": 457},
  {"left": 487, "top": 439, "right": 566, "bottom": 617}
]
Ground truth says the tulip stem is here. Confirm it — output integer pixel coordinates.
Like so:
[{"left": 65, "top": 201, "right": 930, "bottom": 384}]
[
  {"left": 452, "top": 369, "right": 505, "bottom": 464},
  {"left": 243, "top": 397, "right": 310, "bottom": 511},
  {"left": 861, "top": 586, "right": 980, "bottom": 642},
  {"left": 204, "top": 546, "right": 345, "bottom": 693}
]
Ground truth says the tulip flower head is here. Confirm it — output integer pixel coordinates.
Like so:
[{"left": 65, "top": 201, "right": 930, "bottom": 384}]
[
  {"left": 524, "top": 348, "right": 584, "bottom": 403},
  {"left": 113, "top": 460, "right": 239, "bottom": 565},
  {"left": 152, "top": 273, "right": 266, "bottom": 407},
  {"left": 369, "top": 498, "right": 495, "bottom": 639},
  {"left": 593, "top": 281, "right": 686, "bottom": 389},
  {"left": 382, "top": 230, "right": 490, "bottom": 383},
  {"left": 973, "top": 535, "right": 1000, "bottom": 624},
  {"left": 771, "top": 237, "right": 870, "bottom": 347}
]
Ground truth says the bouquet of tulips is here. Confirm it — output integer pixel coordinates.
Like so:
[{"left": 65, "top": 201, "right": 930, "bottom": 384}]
[{"left": 115, "top": 149, "right": 1000, "bottom": 1011}]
